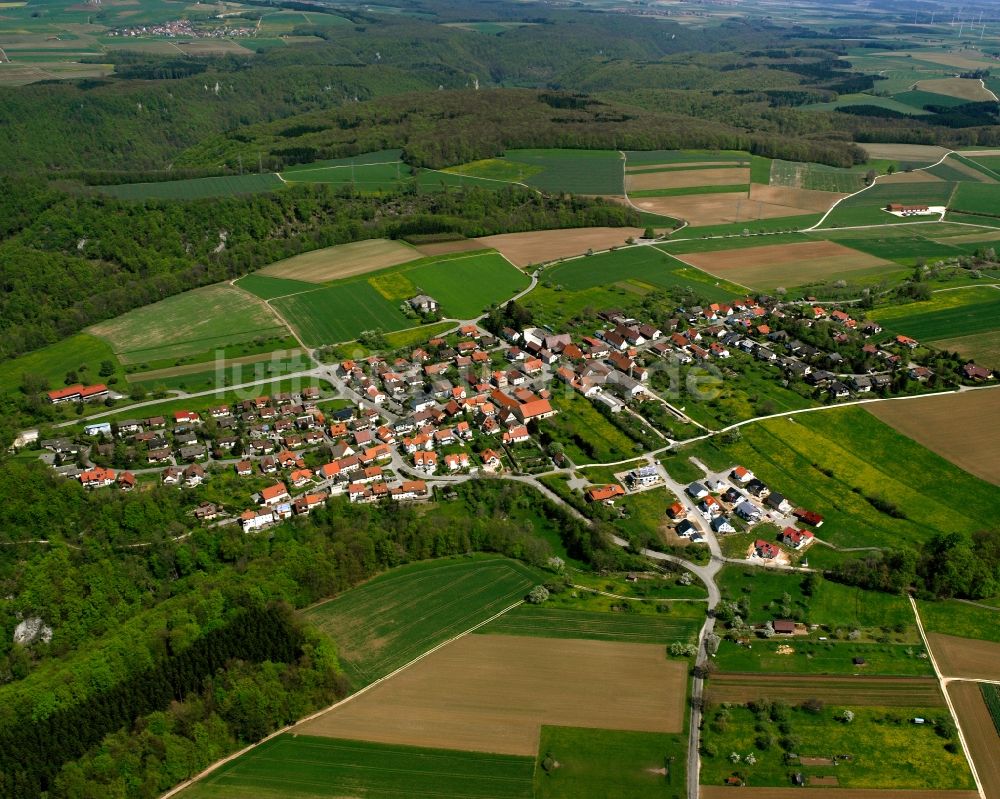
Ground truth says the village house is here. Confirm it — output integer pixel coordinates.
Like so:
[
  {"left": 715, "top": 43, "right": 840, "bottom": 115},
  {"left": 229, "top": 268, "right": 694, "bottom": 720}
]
[
  {"left": 753, "top": 539, "right": 780, "bottom": 560},
  {"left": 779, "top": 526, "right": 814, "bottom": 549},
  {"left": 260, "top": 482, "right": 291, "bottom": 507},
  {"left": 47, "top": 383, "right": 109, "bottom": 404},
  {"left": 79, "top": 466, "right": 116, "bottom": 489},
  {"left": 587, "top": 484, "right": 626, "bottom": 504}
]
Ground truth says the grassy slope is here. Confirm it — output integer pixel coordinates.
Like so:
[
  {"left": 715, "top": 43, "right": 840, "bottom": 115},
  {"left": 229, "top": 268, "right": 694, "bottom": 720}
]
[
  {"left": 304, "top": 556, "right": 539, "bottom": 687},
  {"left": 0, "top": 333, "right": 121, "bottom": 395},
  {"left": 918, "top": 600, "right": 1000, "bottom": 643}
]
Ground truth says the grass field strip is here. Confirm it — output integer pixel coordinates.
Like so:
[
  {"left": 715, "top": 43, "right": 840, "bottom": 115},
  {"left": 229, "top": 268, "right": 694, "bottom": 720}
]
[
  {"left": 159, "top": 598, "right": 526, "bottom": 799},
  {"left": 910, "top": 595, "right": 987, "bottom": 799}
]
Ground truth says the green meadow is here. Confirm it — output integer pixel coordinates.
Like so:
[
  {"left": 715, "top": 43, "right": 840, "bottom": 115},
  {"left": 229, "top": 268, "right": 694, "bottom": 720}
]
[{"left": 304, "top": 557, "right": 539, "bottom": 687}]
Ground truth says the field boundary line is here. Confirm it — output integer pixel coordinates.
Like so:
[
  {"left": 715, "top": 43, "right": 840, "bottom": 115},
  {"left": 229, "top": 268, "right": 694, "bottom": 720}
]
[
  {"left": 807, "top": 149, "right": 955, "bottom": 231},
  {"left": 157, "top": 598, "right": 526, "bottom": 799},
  {"left": 228, "top": 279, "right": 312, "bottom": 356},
  {"left": 910, "top": 595, "right": 986, "bottom": 799},
  {"left": 663, "top": 249, "right": 755, "bottom": 292}
]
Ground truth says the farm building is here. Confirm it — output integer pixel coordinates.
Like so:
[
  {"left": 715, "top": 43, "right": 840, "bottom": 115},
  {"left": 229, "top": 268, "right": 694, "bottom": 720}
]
[
  {"left": 886, "top": 203, "right": 929, "bottom": 213},
  {"left": 409, "top": 294, "right": 439, "bottom": 313}
]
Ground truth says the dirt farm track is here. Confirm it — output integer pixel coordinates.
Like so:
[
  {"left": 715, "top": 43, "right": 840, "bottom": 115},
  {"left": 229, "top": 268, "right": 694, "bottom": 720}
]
[
  {"left": 701, "top": 789, "right": 980, "bottom": 799},
  {"left": 948, "top": 681, "right": 1000, "bottom": 799},
  {"left": 293, "top": 634, "right": 686, "bottom": 756}
]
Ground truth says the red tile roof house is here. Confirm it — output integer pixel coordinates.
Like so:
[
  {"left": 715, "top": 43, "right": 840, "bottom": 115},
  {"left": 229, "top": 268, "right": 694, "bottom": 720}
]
[
  {"left": 480, "top": 448, "right": 503, "bottom": 472},
  {"left": 792, "top": 508, "right": 824, "bottom": 527},
  {"left": 117, "top": 471, "right": 136, "bottom": 491},
  {"left": 47, "top": 383, "right": 108, "bottom": 404},
  {"left": 667, "top": 501, "right": 686, "bottom": 520},
  {"left": 753, "top": 539, "right": 780, "bottom": 560},
  {"left": 260, "top": 482, "right": 291, "bottom": 506},
  {"left": 79, "top": 466, "right": 116, "bottom": 488},
  {"left": 587, "top": 484, "right": 626, "bottom": 504},
  {"left": 779, "top": 526, "right": 814, "bottom": 550}
]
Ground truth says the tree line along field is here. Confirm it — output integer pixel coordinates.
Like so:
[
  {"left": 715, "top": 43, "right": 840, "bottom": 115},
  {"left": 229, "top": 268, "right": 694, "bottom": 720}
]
[
  {"left": 691, "top": 408, "right": 998, "bottom": 551},
  {"left": 87, "top": 284, "right": 290, "bottom": 365},
  {"left": 177, "top": 735, "right": 535, "bottom": 799},
  {"left": 268, "top": 250, "right": 529, "bottom": 346},
  {"left": 99, "top": 173, "right": 285, "bottom": 201},
  {"left": 303, "top": 557, "right": 539, "bottom": 688}
]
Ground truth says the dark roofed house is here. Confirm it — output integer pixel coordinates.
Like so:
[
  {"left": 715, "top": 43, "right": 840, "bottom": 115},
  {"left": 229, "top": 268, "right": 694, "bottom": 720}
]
[{"left": 773, "top": 619, "right": 796, "bottom": 635}]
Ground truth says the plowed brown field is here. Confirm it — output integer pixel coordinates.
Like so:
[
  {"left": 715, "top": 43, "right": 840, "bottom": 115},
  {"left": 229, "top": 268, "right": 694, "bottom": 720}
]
[
  {"left": 627, "top": 193, "right": 818, "bottom": 227},
  {"left": 678, "top": 240, "right": 892, "bottom": 289},
  {"left": 475, "top": 226, "right": 644, "bottom": 267},
  {"left": 928, "top": 633, "right": 1000, "bottom": 680},
  {"left": 866, "top": 391, "right": 1000, "bottom": 487},
  {"left": 294, "top": 634, "right": 686, "bottom": 756},
  {"left": 949, "top": 681, "right": 1000, "bottom": 799},
  {"left": 704, "top": 673, "right": 945, "bottom": 706},
  {"left": 626, "top": 166, "right": 749, "bottom": 191},
  {"left": 748, "top": 184, "right": 848, "bottom": 212}
]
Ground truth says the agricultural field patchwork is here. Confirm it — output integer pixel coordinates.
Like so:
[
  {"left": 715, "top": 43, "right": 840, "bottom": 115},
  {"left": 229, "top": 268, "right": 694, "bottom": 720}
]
[
  {"left": 178, "top": 735, "right": 535, "bottom": 799},
  {"left": 88, "top": 284, "right": 289, "bottom": 364},
  {"left": 272, "top": 251, "right": 528, "bottom": 345},
  {"left": 304, "top": 557, "right": 538, "bottom": 687},
  {"left": 865, "top": 391, "right": 1000, "bottom": 486},
  {"left": 696, "top": 407, "right": 999, "bottom": 550},
  {"left": 950, "top": 182, "right": 1000, "bottom": 217},
  {"left": 295, "top": 634, "right": 687, "bottom": 755},
  {"left": 675, "top": 240, "right": 895, "bottom": 290}
]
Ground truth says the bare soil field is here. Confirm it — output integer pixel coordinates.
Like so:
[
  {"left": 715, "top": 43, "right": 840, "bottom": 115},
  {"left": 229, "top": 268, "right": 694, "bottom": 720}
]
[
  {"left": 258, "top": 238, "right": 420, "bottom": 282},
  {"left": 866, "top": 391, "right": 1000, "bottom": 486},
  {"left": 879, "top": 171, "right": 945, "bottom": 184},
  {"left": 475, "top": 227, "right": 643, "bottom": 267},
  {"left": 704, "top": 673, "right": 944, "bottom": 706},
  {"left": 861, "top": 143, "right": 950, "bottom": 163},
  {"left": 949, "top": 681, "right": 1000, "bottom": 799},
  {"left": 915, "top": 78, "right": 995, "bottom": 102},
  {"left": 679, "top": 240, "right": 893, "bottom": 289},
  {"left": 748, "top": 184, "right": 847, "bottom": 212},
  {"left": 628, "top": 193, "right": 818, "bottom": 227},
  {"left": 626, "top": 166, "right": 750, "bottom": 191},
  {"left": 900, "top": 50, "right": 996, "bottom": 71},
  {"left": 625, "top": 160, "right": 737, "bottom": 172},
  {"left": 410, "top": 239, "right": 488, "bottom": 256},
  {"left": 702, "top": 788, "right": 979, "bottom": 799},
  {"left": 927, "top": 634, "right": 1000, "bottom": 681},
  {"left": 294, "top": 634, "right": 686, "bottom": 756}
]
